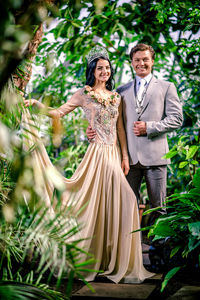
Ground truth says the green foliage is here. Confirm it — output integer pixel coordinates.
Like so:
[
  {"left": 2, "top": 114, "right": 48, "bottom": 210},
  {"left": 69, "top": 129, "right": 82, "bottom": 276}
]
[
  {"left": 33, "top": 0, "right": 200, "bottom": 88},
  {"left": 144, "top": 167, "right": 200, "bottom": 290},
  {"left": 53, "top": 143, "right": 88, "bottom": 178},
  {"left": 161, "top": 266, "right": 181, "bottom": 293},
  {"left": 0, "top": 200, "right": 95, "bottom": 298},
  {"left": 137, "top": 130, "right": 200, "bottom": 290},
  {"left": 164, "top": 133, "right": 200, "bottom": 194},
  {"left": 29, "top": 0, "right": 200, "bottom": 192},
  {"left": 0, "top": 82, "right": 94, "bottom": 298},
  {"left": 149, "top": 167, "right": 200, "bottom": 243},
  {"left": 0, "top": 160, "right": 14, "bottom": 205},
  {"left": 0, "top": 281, "right": 66, "bottom": 300},
  {"left": 0, "top": 1, "right": 41, "bottom": 93}
]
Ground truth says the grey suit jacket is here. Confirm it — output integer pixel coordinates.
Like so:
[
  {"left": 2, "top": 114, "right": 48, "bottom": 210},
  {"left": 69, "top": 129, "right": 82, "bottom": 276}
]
[{"left": 117, "top": 76, "right": 183, "bottom": 166}]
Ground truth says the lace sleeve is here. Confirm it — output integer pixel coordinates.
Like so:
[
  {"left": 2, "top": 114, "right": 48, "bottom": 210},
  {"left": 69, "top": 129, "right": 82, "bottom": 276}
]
[
  {"left": 56, "top": 89, "right": 84, "bottom": 117},
  {"left": 117, "top": 101, "right": 129, "bottom": 160}
]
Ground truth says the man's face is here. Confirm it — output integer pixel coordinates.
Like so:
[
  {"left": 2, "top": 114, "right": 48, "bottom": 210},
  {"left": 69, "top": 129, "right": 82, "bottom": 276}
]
[{"left": 131, "top": 50, "right": 154, "bottom": 78}]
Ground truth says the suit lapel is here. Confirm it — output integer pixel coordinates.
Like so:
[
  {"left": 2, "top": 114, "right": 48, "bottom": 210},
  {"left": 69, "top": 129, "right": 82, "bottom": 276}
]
[
  {"left": 126, "top": 80, "right": 136, "bottom": 109},
  {"left": 138, "top": 76, "right": 157, "bottom": 117}
]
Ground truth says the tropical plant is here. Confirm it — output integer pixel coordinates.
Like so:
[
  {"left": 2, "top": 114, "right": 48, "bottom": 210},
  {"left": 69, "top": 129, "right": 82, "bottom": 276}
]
[
  {"left": 0, "top": 197, "right": 95, "bottom": 298},
  {"left": 137, "top": 160, "right": 200, "bottom": 292},
  {"left": 0, "top": 84, "right": 94, "bottom": 299},
  {"left": 133, "top": 131, "right": 200, "bottom": 290},
  {"left": 147, "top": 167, "right": 200, "bottom": 292},
  {"left": 165, "top": 131, "right": 200, "bottom": 194},
  {"left": 0, "top": 160, "right": 14, "bottom": 205},
  {"left": 0, "top": 281, "right": 65, "bottom": 300}
]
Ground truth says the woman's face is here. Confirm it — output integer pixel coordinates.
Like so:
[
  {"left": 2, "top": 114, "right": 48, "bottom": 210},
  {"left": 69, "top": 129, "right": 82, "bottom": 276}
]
[{"left": 94, "top": 59, "right": 111, "bottom": 83}]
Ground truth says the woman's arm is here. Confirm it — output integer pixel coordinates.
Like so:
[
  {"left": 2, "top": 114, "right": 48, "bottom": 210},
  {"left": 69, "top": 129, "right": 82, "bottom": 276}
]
[
  {"left": 24, "top": 90, "right": 83, "bottom": 119},
  {"left": 117, "top": 101, "right": 130, "bottom": 176},
  {"left": 24, "top": 99, "right": 60, "bottom": 118}
]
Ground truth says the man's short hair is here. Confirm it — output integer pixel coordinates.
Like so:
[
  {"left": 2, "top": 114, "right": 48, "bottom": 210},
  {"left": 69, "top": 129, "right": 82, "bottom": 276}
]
[{"left": 130, "top": 43, "right": 155, "bottom": 60}]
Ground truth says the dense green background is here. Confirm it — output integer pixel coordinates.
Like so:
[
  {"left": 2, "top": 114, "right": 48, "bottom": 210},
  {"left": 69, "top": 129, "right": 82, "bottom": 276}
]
[{"left": 30, "top": 0, "right": 200, "bottom": 193}]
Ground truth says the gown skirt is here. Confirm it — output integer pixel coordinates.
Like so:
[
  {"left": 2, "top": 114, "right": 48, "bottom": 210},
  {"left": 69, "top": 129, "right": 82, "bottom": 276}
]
[{"left": 22, "top": 110, "right": 153, "bottom": 284}]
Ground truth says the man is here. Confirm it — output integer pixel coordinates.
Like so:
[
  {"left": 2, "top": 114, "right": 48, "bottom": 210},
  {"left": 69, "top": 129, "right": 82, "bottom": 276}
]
[{"left": 87, "top": 43, "right": 183, "bottom": 221}]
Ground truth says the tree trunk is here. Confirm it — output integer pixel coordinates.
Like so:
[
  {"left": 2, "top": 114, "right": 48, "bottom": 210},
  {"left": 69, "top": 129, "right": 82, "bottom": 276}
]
[
  {"left": 12, "top": 24, "right": 43, "bottom": 92},
  {"left": 0, "top": 0, "right": 56, "bottom": 95}
]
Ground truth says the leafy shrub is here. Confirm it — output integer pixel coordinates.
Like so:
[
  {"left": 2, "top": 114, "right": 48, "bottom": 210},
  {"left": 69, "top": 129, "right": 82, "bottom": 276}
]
[{"left": 144, "top": 167, "right": 200, "bottom": 291}]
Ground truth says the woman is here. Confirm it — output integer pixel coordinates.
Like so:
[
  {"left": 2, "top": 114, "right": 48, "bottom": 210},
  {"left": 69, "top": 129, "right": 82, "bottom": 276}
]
[{"left": 24, "top": 45, "right": 154, "bottom": 283}]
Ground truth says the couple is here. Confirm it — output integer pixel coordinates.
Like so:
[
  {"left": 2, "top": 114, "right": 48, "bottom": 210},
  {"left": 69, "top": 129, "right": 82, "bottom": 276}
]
[
  {"left": 24, "top": 43, "right": 183, "bottom": 283},
  {"left": 88, "top": 44, "right": 183, "bottom": 224}
]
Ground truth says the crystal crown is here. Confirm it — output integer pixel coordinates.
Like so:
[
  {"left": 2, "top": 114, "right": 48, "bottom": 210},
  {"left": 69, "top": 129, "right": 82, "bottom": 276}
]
[{"left": 86, "top": 45, "right": 109, "bottom": 64}]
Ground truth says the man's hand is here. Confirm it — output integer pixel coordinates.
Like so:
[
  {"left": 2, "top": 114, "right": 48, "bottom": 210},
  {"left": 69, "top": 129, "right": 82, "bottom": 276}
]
[
  {"left": 121, "top": 158, "right": 130, "bottom": 176},
  {"left": 86, "top": 125, "right": 96, "bottom": 140},
  {"left": 133, "top": 121, "right": 147, "bottom": 136}
]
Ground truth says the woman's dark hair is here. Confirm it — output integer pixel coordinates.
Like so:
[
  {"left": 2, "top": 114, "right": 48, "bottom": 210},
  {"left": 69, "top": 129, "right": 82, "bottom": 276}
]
[{"left": 85, "top": 56, "right": 115, "bottom": 91}]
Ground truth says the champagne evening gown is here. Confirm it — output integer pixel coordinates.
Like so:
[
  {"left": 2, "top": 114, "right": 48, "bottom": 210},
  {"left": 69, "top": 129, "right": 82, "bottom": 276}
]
[{"left": 22, "top": 87, "right": 154, "bottom": 283}]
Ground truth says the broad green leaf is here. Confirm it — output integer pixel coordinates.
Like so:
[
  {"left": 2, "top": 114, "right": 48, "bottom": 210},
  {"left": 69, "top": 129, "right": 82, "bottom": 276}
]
[
  {"left": 163, "top": 150, "right": 178, "bottom": 159},
  {"left": 186, "top": 145, "right": 199, "bottom": 160},
  {"left": 67, "top": 25, "right": 74, "bottom": 38},
  {"left": 179, "top": 135, "right": 190, "bottom": 142},
  {"left": 152, "top": 235, "right": 165, "bottom": 241},
  {"left": 71, "top": 20, "right": 82, "bottom": 28},
  {"left": 176, "top": 197, "right": 198, "bottom": 208},
  {"left": 170, "top": 246, "right": 181, "bottom": 258},
  {"left": 148, "top": 222, "right": 176, "bottom": 238},
  {"left": 117, "top": 23, "right": 127, "bottom": 35},
  {"left": 75, "top": 258, "right": 96, "bottom": 267},
  {"left": 179, "top": 161, "right": 189, "bottom": 168},
  {"left": 131, "top": 225, "right": 152, "bottom": 233},
  {"left": 161, "top": 267, "right": 182, "bottom": 292},
  {"left": 142, "top": 206, "right": 163, "bottom": 215}
]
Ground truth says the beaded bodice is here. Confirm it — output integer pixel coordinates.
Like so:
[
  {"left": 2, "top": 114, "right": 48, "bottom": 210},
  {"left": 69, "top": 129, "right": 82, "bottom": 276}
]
[
  {"left": 56, "top": 87, "right": 121, "bottom": 145},
  {"left": 82, "top": 88, "right": 120, "bottom": 145}
]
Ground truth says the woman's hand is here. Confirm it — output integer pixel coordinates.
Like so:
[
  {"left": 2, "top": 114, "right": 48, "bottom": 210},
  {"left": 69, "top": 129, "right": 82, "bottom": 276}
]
[
  {"left": 121, "top": 158, "right": 130, "bottom": 176},
  {"left": 24, "top": 99, "right": 43, "bottom": 109}
]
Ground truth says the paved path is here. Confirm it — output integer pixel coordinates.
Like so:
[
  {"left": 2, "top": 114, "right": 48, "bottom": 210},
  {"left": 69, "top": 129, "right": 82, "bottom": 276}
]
[
  {"left": 71, "top": 244, "right": 200, "bottom": 299},
  {"left": 72, "top": 275, "right": 161, "bottom": 299},
  {"left": 71, "top": 243, "right": 159, "bottom": 299},
  {"left": 71, "top": 275, "right": 200, "bottom": 300}
]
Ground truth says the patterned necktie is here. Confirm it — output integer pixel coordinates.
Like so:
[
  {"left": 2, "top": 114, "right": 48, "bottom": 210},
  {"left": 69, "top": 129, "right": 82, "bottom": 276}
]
[{"left": 137, "top": 78, "right": 146, "bottom": 106}]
